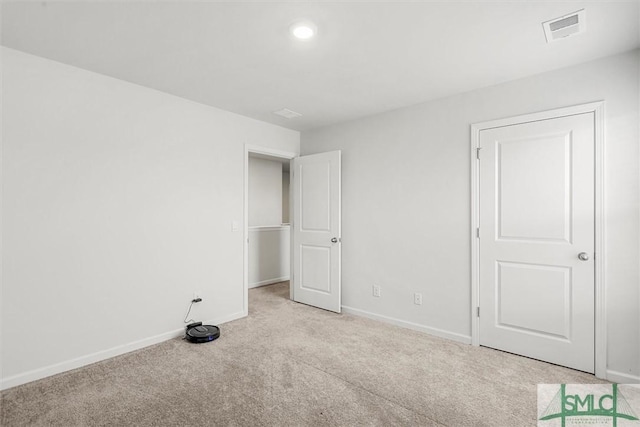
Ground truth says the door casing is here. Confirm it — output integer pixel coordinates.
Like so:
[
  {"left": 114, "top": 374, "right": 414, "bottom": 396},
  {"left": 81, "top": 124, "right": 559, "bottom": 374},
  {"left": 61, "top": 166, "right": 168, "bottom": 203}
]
[{"left": 470, "top": 101, "right": 606, "bottom": 379}]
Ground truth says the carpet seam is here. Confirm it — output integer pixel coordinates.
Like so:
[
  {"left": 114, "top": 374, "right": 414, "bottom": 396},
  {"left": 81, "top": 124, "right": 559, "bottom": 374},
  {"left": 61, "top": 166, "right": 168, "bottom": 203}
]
[
  {"left": 291, "top": 357, "right": 449, "bottom": 427},
  {"left": 212, "top": 347, "right": 447, "bottom": 426}
]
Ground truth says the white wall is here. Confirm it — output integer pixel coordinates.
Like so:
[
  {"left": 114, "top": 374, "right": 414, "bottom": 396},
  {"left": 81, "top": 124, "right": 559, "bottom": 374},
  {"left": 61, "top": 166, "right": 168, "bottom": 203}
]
[
  {"left": 248, "top": 157, "right": 283, "bottom": 226},
  {"left": 1, "top": 47, "right": 299, "bottom": 388},
  {"left": 248, "top": 226, "right": 290, "bottom": 288},
  {"left": 301, "top": 50, "right": 640, "bottom": 382}
]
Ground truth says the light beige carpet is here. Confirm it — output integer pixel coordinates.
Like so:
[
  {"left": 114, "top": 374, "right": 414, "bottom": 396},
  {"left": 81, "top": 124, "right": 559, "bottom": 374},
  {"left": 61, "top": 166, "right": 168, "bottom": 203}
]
[{"left": 1, "top": 282, "right": 605, "bottom": 426}]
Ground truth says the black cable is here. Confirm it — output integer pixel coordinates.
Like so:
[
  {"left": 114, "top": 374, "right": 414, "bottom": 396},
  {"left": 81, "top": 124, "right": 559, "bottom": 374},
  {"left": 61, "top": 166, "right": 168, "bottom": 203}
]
[{"left": 183, "top": 301, "right": 195, "bottom": 324}]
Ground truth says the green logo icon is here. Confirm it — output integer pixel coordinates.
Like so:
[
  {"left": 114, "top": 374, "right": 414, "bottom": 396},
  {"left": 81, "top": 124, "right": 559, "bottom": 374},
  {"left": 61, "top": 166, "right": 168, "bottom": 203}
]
[{"left": 539, "top": 384, "right": 639, "bottom": 427}]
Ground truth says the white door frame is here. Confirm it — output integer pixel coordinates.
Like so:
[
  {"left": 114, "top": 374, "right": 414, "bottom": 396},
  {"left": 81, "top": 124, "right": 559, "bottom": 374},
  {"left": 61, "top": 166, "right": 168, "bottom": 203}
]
[
  {"left": 243, "top": 144, "right": 297, "bottom": 316},
  {"left": 470, "top": 101, "right": 606, "bottom": 379}
]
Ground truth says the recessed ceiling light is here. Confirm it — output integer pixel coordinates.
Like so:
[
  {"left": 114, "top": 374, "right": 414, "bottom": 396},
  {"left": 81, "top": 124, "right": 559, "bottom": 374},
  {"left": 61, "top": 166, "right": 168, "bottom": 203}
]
[{"left": 290, "top": 21, "right": 317, "bottom": 40}]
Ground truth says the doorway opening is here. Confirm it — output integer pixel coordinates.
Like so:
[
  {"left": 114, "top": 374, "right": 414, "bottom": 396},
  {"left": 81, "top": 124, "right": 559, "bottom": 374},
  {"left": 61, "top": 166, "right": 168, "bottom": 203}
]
[
  {"left": 243, "top": 145, "right": 296, "bottom": 314},
  {"left": 247, "top": 154, "right": 290, "bottom": 288},
  {"left": 243, "top": 145, "right": 343, "bottom": 316}
]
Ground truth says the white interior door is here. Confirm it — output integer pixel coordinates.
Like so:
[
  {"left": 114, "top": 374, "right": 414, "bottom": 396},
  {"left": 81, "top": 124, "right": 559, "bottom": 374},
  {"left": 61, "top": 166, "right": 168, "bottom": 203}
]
[
  {"left": 478, "top": 113, "right": 595, "bottom": 373},
  {"left": 292, "top": 151, "right": 341, "bottom": 313}
]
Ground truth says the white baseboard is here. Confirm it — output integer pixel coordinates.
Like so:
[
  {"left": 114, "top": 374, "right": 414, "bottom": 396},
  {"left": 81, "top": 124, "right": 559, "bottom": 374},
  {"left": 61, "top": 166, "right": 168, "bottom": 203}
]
[
  {"left": 341, "top": 306, "right": 638, "bottom": 381},
  {"left": 249, "top": 276, "right": 289, "bottom": 289},
  {"left": 606, "top": 369, "right": 640, "bottom": 384},
  {"left": 341, "top": 305, "right": 472, "bottom": 345},
  {"left": 0, "top": 310, "right": 246, "bottom": 391}
]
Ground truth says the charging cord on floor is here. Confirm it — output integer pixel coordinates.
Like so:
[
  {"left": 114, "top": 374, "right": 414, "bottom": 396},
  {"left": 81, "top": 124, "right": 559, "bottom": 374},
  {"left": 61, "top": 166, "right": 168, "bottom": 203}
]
[{"left": 183, "top": 297, "right": 203, "bottom": 324}]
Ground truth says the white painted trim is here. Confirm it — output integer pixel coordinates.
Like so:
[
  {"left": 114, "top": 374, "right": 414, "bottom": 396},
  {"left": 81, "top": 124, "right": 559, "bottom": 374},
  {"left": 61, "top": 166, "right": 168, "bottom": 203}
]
[
  {"left": 470, "top": 101, "right": 605, "bottom": 131},
  {"left": 606, "top": 370, "right": 640, "bottom": 385},
  {"left": 471, "top": 124, "right": 481, "bottom": 347},
  {"left": 249, "top": 225, "right": 291, "bottom": 231},
  {"left": 470, "top": 101, "right": 606, "bottom": 378},
  {"left": 342, "top": 305, "right": 472, "bottom": 345},
  {"left": 245, "top": 144, "right": 297, "bottom": 160},
  {"left": 592, "top": 103, "right": 607, "bottom": 380},
  {"left": 244, "top": 145, "right": 296, "bottom": 315},
  {"left": 249, "top": 276, "right": 290, "bottom": 289},
  {"left": 0, "top": 311, "right": 245, "bottom": 391}
]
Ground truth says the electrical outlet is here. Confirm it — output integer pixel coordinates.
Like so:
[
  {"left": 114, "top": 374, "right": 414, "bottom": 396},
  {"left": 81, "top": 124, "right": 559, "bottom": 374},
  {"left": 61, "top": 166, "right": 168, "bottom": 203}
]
[
  {"left": 373, "top": 285, "right": 381, "bottom": 298},
  {"left": 414, "top": 293, "right": 423, "bottom": 305}
]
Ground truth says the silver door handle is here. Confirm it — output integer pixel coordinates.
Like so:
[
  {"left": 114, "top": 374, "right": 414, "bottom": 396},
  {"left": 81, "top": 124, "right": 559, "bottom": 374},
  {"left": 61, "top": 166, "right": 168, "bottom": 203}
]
[
  {"left": 331, "top": 237, "right": 338, "bottom": 243},
  {"left": 578, "top": 252, "right": 589, "bottom": 261}
]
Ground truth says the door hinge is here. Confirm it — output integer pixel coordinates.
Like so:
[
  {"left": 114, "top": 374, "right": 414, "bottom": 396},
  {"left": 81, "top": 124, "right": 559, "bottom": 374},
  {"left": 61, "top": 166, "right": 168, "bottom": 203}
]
[
  {"left": 476, "top": 227, "right": 480, "bottom": 238},
  {"left": 476, "top": 307, "right": 480, "bottom": 317},
  {"left": 476, "top": 147, "right": 482, "bottom": 159}
]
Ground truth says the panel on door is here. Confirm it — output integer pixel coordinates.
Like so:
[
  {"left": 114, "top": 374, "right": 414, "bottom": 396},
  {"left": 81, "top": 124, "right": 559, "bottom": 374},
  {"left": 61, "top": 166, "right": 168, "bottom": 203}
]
[
  {"left": 479, "top": 113, "right": 595, "bottom": 373},
  {"left": 292, "top": 151, "right": 341, "bottom": 312}
]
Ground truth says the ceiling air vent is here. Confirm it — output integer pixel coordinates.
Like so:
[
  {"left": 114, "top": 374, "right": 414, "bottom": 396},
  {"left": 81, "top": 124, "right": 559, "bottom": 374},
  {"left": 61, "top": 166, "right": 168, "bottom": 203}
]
[
  {"left": 273, "top": 108, "right": 302, "bottom": 119},
  {"left": 542, "top": 9, "right": 586, "bottom": 43}
]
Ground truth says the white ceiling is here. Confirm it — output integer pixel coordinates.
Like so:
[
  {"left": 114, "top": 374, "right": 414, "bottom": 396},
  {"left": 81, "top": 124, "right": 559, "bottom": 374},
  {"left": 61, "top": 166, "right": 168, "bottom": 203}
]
[{"left": 2, "top": 1, "right": 639, "bottom": 131}]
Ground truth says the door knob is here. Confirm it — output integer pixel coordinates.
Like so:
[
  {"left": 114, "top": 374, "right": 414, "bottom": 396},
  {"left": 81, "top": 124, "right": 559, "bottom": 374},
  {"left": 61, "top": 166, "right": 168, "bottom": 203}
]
[
  {"left": 578, "top": 252, "right": 589, "bottom": 261},
  {"left": 331, "top": 237, "right": 338, "bottom": 243}
]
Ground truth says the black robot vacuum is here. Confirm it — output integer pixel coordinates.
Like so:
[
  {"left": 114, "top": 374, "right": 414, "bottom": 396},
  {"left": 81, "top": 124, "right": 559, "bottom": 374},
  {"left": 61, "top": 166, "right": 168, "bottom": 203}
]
[{"left": 185, "top": 322, "right": 220, "bottom": 343}]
